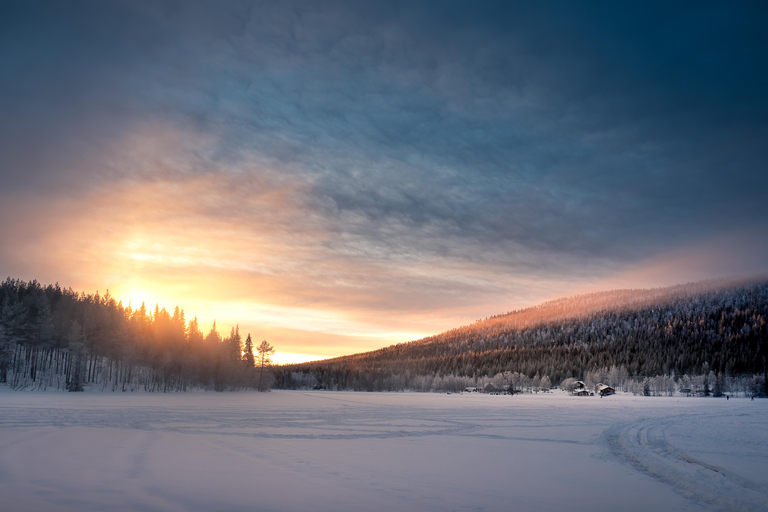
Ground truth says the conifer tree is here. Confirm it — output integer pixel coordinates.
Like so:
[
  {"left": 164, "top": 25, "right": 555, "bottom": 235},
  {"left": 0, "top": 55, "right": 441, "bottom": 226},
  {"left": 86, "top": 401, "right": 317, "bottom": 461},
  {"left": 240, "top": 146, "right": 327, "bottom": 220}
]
[
  {"left": 243, "top": 333, "right": 255, "bottom": 368},
  {"left": 256, "top": 340, "right": 275, "bottom": 391},
  {"left": 205, "top": 321, "right": 222, "bottom": 346},
  {"left": 228, "top": 325, "right": 242, "bottom": 362}
]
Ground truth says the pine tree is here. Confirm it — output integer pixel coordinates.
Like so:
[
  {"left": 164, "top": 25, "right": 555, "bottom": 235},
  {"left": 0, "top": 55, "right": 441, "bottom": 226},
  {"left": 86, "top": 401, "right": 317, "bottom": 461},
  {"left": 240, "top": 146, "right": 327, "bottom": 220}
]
[
  {"left": 31, "top": 293, "right": 54, "bottom": 347},
  {"left": 1, "top": 296, "right": 31, "bottom": 345},
  {"left": 186, "top": 316, "right": 204, "bottom": 349},
  {"left": 243, "top": 333, "right": 255, "bottom": 368},
  {"left": 228, "top": 325, "right": 242, "bottom": 362},
  {"left": 256, "top": 340, "right": 275, "bottom": 391},
  {"left": 205, "top": 321, "right": 222, "bottom": 346}
]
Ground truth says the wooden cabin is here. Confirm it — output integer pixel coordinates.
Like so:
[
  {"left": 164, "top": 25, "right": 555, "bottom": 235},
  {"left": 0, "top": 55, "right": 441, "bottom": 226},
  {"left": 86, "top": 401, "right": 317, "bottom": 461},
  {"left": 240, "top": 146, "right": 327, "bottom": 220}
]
[
  {"left": 596, "top": 383, "right": 615, "bottom": 396},
  {"left": 571, "top": 381, "right": 588, "bottom": 396}
]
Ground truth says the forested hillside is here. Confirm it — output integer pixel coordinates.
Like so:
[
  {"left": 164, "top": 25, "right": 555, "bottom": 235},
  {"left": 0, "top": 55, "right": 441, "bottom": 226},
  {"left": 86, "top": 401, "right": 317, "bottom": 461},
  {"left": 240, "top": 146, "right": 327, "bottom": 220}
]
[
  {"left": 276, "top": 279, "right": 768, "bottom": 395},
  {"left": 0, "top": 279, "right": 271, "bottom": 391},
  {"left": 4, "top": 277, "right": 767, "bottom": 396}
]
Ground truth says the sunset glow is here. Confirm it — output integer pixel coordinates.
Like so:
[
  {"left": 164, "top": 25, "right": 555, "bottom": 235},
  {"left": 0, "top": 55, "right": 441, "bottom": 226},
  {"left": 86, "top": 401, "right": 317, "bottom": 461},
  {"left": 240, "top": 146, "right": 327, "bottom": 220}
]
[{"left": 2, "top": 1, "right": 767, "bottom": 363}]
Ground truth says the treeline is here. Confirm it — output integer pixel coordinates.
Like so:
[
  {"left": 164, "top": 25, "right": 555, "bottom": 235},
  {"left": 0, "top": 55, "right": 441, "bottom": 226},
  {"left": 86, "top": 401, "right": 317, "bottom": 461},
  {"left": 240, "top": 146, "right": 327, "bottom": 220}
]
[
  {"left": 276, "top": 365, "right": 765, "bottom": 397},
  {"left": 275, "top": 279, "right": 768, "bottom": 395},
  {"left": 0, "top": 278, "right": 273, "bottom": 391}
]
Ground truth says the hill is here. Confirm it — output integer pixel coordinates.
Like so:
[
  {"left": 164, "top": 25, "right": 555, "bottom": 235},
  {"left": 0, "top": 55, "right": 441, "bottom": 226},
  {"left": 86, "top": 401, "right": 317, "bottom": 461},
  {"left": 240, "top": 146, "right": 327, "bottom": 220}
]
[{"left": 275, "top": 277, "right": 768, "bottom": 394}]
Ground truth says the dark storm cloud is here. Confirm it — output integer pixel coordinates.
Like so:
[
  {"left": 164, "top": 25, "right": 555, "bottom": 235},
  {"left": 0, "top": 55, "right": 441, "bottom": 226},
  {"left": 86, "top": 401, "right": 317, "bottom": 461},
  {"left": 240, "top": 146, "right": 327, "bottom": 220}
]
[{"left": 2, "top": 0, "right": 767, "bottom": 279}]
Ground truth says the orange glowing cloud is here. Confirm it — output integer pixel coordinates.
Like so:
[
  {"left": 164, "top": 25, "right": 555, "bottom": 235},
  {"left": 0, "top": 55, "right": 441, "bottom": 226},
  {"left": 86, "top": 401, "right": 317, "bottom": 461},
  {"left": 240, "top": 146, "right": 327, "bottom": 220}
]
[{"left": 0, "top": 124, "right": 463, "bottom": 360}]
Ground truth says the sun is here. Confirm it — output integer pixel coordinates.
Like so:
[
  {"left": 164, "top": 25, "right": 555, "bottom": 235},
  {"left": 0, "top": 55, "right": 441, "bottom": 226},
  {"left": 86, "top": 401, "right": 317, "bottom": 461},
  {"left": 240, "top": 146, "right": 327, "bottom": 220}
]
[{"left": 112, "top": 285, "right": 155, "bottom": 310}]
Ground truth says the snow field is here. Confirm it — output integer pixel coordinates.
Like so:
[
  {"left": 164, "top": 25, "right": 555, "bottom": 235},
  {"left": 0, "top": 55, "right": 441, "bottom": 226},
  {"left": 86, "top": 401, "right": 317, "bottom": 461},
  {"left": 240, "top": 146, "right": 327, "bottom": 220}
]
[{"left": 0, "top": 390, "right": 766, "bottom": 512}]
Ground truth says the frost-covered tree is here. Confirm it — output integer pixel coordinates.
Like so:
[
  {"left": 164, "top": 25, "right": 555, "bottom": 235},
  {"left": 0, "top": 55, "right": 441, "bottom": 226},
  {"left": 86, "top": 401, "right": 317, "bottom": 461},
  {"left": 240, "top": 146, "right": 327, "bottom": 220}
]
[
  {"left": 0, "top": 328, "right": 10, "bottom": 383},
  {"left": 66, "top": 320, "right": 86, "bottom": 392},
  {"left": 713, "top": 372, "right": 724, "bottom": 397},
  {"left": 560, "top": 377, "right": 579, "bottom": 393}
]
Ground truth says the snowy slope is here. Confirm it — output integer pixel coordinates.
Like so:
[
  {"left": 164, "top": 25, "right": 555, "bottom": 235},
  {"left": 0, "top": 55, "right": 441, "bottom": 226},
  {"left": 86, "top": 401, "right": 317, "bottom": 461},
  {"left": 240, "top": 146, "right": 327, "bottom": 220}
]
[{"left": 0, "top": 391, "right": 765, "bottom": 512}]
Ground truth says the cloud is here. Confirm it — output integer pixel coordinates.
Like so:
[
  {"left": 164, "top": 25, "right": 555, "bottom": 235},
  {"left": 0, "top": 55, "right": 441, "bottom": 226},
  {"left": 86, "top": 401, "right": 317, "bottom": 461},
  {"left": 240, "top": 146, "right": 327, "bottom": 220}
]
[{"left": 2, "top": 1, "right": 768, "bottom": 355}]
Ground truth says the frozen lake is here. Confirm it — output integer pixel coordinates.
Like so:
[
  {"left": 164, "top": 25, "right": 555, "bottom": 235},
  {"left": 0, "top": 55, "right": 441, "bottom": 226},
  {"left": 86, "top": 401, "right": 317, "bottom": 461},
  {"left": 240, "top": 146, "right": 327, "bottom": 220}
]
[{"left": 1, "top": 390, "right": 766, "bottom": 512}]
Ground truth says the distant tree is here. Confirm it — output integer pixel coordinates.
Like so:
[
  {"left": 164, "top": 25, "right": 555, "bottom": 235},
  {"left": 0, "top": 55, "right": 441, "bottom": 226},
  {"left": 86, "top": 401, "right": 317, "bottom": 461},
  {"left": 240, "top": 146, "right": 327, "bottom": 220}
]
[
  {"left": 1, "top": 296, "right": 31, "bottom": 345},
  {"left": 560, "top": 377, "right": 578, "bottom": 393},
  {"left": 256, "top": 340, "right": 275, "bottom": 391},
  {"left": 228, "top": 325, "right": 242, "bottom": 362},
  {"left": 30, "top": 292, "right": 54, "bottom": 347},
  {"left": 764, "top": 359, "right": 768, "bottom": 398},
  {"left": 243, "top": 334, "right": 255, "bottom": 368},
  {"left": 186, "top": 316, "right": 204, "bottom": 349},
  {"left": 0, "top": 328, "right": 10, "bottom": 383},
  {"left": 205, "top": 321, "right": 222, "bottom": 346},
  {"left": 713, "top": 372, "right": 724, "bottom": 398},
  {"left": 66, "top": 320, "right": 86, "bottom": 392}
]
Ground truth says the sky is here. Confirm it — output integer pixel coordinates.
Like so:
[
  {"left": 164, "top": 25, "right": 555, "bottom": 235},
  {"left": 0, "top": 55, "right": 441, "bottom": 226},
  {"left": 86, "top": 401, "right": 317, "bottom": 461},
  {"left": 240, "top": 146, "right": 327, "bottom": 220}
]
[{"left": 2, "top": 1, "right": 767, "bottom": 363}]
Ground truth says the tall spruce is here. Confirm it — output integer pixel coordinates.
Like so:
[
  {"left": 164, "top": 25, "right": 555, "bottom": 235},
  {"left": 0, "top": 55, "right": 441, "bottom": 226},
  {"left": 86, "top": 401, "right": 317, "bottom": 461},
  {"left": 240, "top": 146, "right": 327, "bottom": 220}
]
[{"left": 243, "top": 334, "right": 255, "bottom": 368}]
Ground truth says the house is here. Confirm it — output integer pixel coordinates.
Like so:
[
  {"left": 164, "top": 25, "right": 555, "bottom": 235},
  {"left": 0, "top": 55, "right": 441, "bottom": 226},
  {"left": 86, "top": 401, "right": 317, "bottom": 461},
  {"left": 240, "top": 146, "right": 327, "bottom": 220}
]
[
  {"left": 679, "top": 388, "right": 692, "bottom": 397},
  {"left": 571, "top": 381, "right": 588, "bottom": 396},
  {"left": 596, "top": 383, "right": 615, "bottom": 397}
]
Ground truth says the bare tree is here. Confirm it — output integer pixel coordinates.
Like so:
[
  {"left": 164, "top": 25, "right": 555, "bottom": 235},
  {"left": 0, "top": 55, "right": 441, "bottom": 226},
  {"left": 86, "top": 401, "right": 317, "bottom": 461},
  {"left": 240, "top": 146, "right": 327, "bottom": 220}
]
[{"left": 256, "top": 340, "right": 274, "bottom": 391}]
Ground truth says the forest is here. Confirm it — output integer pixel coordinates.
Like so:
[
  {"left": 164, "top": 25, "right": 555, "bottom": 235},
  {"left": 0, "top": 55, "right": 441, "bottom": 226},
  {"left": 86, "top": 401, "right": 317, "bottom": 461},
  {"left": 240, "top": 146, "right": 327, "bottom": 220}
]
[
  {"left": 275, "top": 278, "right": 768, "bottom": 396},
  {"left": 0, "top": 278, "right": 274, "bottom": 391},
  {"left": 2, "top": 277, "right": 767, "bottom": 396}
]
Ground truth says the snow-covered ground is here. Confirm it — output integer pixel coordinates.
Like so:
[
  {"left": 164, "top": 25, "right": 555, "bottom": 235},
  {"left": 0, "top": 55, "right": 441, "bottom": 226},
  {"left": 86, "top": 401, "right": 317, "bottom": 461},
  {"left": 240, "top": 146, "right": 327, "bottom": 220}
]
[{"left": 1, "top": 390, "right": 766, "bottom": 512}]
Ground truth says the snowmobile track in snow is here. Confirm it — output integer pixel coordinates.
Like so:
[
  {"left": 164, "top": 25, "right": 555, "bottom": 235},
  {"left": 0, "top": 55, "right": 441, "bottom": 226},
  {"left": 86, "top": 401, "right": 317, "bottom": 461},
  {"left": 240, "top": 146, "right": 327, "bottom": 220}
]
[{"left": 605, "top": 414, "right": 768, "bottom": 512}]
